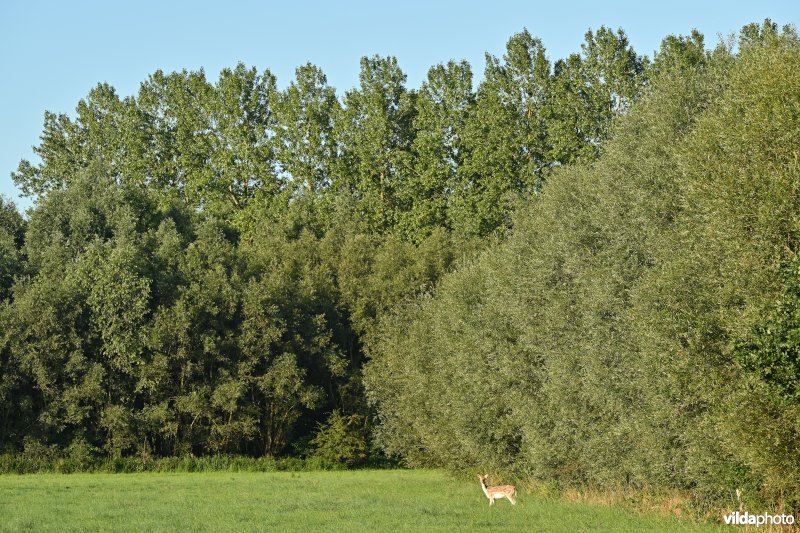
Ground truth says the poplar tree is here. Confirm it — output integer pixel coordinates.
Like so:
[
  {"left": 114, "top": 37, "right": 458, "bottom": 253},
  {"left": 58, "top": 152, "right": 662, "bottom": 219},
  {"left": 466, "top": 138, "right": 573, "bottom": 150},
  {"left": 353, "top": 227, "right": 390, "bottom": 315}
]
[
  {"left": 399, "top": 60, "right": 474, "bottom": 241},
  {"left": 334, "top": 56, "right": 414, "bottom": 233},
  {"left": 455, "top": 30, "right": 550, "bottom": 236}
]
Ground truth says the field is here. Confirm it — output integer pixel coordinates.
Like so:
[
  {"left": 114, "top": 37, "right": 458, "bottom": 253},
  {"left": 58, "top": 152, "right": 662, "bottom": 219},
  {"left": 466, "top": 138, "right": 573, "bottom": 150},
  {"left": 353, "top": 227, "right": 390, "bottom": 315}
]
[{"left": 0, "top": 469, "right": 730, "bottom": 532}]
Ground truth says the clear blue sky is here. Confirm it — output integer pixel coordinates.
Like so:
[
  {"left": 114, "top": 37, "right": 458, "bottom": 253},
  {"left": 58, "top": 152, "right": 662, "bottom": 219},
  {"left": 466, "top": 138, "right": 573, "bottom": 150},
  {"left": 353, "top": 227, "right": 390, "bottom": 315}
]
[{"left": 2, "top": 0, "right": 798, "bottom": 212}]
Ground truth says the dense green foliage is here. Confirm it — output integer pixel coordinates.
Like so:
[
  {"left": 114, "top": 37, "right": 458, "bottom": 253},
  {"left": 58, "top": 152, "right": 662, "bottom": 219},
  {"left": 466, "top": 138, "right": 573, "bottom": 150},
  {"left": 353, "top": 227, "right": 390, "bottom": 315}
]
[
  {"left": 0, "top": 471, "right": 726, "bottom": 532},
  {"left": 365, "top": 21, "right": 800, "bottom": 511},
  {"left": 2, "top": 17, "right": 798, "bottom": 514},
  {"left": 1, "top": 26, "right": 642, "bottom": 465}
]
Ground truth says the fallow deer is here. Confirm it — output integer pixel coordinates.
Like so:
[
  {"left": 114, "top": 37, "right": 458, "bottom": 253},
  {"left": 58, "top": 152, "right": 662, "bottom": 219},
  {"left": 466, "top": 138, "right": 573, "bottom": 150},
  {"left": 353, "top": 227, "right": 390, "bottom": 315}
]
[{"left": 478, "top": 474, "right": 517, "bottom": 505}]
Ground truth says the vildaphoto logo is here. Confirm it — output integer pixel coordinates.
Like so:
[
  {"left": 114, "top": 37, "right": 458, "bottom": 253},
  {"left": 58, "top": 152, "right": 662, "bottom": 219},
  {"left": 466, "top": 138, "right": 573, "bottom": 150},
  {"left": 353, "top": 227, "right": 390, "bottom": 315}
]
[{"left": 723, "top": 511, "right": 795, "bottom": 526}]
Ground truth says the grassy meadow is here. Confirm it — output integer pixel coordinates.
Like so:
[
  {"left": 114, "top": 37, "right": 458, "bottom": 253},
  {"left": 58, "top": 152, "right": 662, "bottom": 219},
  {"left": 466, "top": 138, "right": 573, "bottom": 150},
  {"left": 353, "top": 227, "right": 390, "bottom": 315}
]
[{"left": 0, "top": 470, "right": 731, "bottom": 532}]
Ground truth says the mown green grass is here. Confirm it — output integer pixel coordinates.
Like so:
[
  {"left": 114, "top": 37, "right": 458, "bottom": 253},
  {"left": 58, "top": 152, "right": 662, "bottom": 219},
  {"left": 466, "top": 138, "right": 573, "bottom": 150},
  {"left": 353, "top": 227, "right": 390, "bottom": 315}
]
[{"left": 0, "top": 469, "right": 730, "bottom": 532}]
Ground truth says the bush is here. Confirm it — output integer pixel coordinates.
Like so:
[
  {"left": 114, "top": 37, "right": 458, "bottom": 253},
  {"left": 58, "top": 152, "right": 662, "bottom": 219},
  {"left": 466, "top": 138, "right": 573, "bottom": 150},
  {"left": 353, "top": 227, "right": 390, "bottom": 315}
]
[{"left": 310, "top": 411, "right": 369, "bottom": 467}]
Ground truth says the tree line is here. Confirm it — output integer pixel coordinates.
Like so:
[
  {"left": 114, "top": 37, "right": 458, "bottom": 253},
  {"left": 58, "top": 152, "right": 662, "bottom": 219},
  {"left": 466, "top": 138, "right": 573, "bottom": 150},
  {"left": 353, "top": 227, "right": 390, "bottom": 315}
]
[
  {"left": 0, "top": 26, "right": 644, "bottom": 462},
  {"left": 1, "top": 19, "right": 797, "bottom": 509}
]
